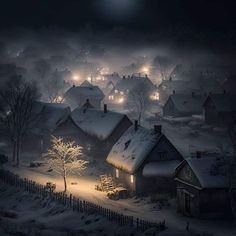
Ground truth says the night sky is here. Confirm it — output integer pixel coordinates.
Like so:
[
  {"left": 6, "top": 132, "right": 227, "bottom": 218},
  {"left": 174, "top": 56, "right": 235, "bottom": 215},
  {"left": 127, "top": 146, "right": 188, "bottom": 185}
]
[{"left": 0, "top": 0, "right": 236, "bottom": 51}]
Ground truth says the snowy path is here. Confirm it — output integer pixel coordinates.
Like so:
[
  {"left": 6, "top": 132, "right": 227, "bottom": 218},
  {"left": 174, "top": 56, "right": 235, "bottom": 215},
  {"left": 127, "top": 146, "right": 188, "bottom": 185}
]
[{"left": 4, "top": 164, "right": 236, "bottom": 236}]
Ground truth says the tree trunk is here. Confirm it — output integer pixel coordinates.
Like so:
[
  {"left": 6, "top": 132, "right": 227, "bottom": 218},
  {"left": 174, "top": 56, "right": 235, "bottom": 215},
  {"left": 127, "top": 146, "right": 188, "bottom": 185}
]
[
  {"left": 63, "top": 175, "right": 67, "bottom": 192},
  {"left": 16, "top": 138, "right": 20, "bottom": 167},
  {"left": 12, "top": 140, "right": 16, "bottom": 162}
]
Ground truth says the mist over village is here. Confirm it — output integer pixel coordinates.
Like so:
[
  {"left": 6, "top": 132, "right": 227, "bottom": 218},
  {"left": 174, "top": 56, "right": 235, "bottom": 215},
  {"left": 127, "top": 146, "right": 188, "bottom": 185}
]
[{"left": 0, "top": 1, "right": 236, "bottom": 235}]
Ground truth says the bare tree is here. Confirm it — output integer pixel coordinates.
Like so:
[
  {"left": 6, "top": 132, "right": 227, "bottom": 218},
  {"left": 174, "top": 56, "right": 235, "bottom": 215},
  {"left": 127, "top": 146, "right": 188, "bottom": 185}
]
[
  {"left": 153, "top": 56, "right": 174, "bottom": 81},
  {"left": 0, "top": 76, "right": 38, "bottom": 166},
  {"left": 127, "top": 84, "right": 150, "bottom": 124},
  {"left": 44, "top": 136, "right": 88, "bottom": 192}
]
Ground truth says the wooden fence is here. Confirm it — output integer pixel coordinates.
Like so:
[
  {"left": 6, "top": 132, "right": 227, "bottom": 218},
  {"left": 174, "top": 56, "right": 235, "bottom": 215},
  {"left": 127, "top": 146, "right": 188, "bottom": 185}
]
[{"left": 0, "top": 169, "right": 166, "bottom": 233}]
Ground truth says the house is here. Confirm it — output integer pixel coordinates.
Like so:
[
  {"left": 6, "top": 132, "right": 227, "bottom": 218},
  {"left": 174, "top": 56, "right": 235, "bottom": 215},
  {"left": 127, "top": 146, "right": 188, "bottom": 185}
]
[
  {"left": 108, "top": 74, "right": 157, "bottom": 105},
  {"left": 106, "top": 123, "right": 183, "bottom": 195},
  {"left": 23, "top": 101, "right": 71, "bottom": 152},
  {"left": 53, "top": 105, "right": 132, "bottom": 159},
  {"left": 203, "top": 93, "right": 236, "bottom": 126},
  {"left": 157, "top": 79, "right": 198, "bottom": 104},
  {"left": 175, "top": 154, "right": 231, "bottom": 218},
  {"left": 163, "top": 92, "right": 205, "bottom": 117},
  {"left": 64, "top": 81, "right": 105, "bottom": 109}
]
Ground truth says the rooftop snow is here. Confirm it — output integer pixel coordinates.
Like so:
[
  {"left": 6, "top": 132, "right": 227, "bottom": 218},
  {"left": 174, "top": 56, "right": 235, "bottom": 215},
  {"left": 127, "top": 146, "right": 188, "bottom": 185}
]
[
  {"left": 65, "top": 84, "right": 105, "bottom": 100},
  {"left": 142, "top": 160, "right": 181, "bottom": 177},
  {"left": 106, "top": 126, "right": 162, "bottom": 174},
  {"left": 71, "top": 108, "right": 126, "bottom": 140},
  {"left": 181, "top": 156, "right": 230, "bottom": 189},
  {"left": 29, "top": 101, "right": 71, "bottom": 136},
  {"left": 167, "top": 94, "right": 205, "bottom": 113}
]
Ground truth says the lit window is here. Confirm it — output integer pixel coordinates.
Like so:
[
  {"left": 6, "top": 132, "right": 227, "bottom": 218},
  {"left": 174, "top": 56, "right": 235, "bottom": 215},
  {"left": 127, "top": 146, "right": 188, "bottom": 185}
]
[
  {"left": 120, "top": 91, "right": 124, "bottom": 95},
  {"left": 130, "top": 175, "right": 134, "bottom": 183},
  {"left": 108, "top": 95, "right": 114, "bottom": 100},
  {"left": 116, "top": 169, "right": 119, "bottom": 178},
  {"left": 115, "top": 89, "right": 118, "bottom": 94}
]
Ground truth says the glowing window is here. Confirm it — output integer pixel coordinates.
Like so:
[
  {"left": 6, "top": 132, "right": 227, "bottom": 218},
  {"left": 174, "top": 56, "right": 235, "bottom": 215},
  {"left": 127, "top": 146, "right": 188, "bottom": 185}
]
[
  {"left": 120, "top": 91, "right": 124, "bottom": 95},
  {"left": 130, "top": 175, "right": 134, "bottom": 183},
  {"left": 115, "top": 90, "right": 118, "bottom": 94},
  {"left": 116, "top": 169, "right": 119, "bottom": 178}
]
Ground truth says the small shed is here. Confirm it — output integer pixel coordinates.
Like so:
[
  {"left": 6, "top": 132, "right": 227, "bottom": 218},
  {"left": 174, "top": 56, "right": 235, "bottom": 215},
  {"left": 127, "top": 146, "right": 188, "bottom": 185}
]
[
  {"left": 106, "top": 123, "right": 183, "bottom": 195},
  {"left": 175, "top": 155, "right": 231, "bottom": 218}
]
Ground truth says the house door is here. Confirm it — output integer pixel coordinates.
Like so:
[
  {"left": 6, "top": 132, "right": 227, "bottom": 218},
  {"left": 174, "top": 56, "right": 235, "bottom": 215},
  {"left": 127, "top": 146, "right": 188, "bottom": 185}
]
[{"left": 184, "top": 193, "right": 191, "bottom": 215}]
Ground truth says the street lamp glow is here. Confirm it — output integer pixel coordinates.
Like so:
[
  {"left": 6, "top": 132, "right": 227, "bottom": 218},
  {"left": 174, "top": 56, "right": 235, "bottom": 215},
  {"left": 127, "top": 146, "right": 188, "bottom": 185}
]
[{"left": 73, "top": 75, "right": 79, "bottom": 81}]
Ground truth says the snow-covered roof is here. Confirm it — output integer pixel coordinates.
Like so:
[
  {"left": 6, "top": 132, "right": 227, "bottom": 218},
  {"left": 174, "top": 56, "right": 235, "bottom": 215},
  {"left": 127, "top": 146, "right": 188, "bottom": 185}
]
[
  {"left": 71, "top": 108, "right": 127, "bottom": 140},
  {"left": 167, "top": 94, "right": 205, "bottom": 114},
  {"left": 29, "top": 101, "right": 71, "bottom": 136},
  {"left": 106, "top": 126, "right": 162, "bottom": 174},
  {"left": 203, "top": 93, "right": 236, "bottom": 112},
  {"left": 177, "top": 157, "right": 230, "bottom": 189},
  {"left": 80, "top": 80, "right": 93, "bottom": 87},
  {"left": 142, "top": 160, "right": 181, "bottom": 178},
  {"left": 65, "top": 84, "right": 105, "bottom": 100},
  {"left": 111, "top": 75, "right": 155, "bottom": 94}
]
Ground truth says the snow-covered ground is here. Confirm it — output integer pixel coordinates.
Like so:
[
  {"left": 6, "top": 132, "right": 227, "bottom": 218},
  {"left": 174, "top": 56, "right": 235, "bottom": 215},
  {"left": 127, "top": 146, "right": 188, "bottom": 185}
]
[
  {"left": 3, "top": 161, "right": 236, "bottom": 236},
  {"left": 0, "top": 182, "right": 140, "bottom": 236}
]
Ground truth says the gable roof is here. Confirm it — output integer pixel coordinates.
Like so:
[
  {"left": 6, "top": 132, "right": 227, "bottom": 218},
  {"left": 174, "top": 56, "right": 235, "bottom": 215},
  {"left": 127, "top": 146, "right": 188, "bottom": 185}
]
[
  {"left": 107, "top": 126, "right": 171, "bottom": 174},
  {"left": 158, "top": 80, "right": 197, "bottom": 93},
  {"left": 71, "top": 107, "right": 128, "bottom": 141},
  {"left": 166, "top": 94, "right": 205, "bottom": 114},
  {"left": 80, "top": 80, "right": 93, "bottom": 87},
  {"left": 203, "top": 93, "right": 236, "bottom": 112},
  {"left": 64, "top": 84, "right": 105, "bottom": 101},
  {"left": 111, "top": 75, "right": 155, "bottom": 94},
  {"left": 176, "top": 156, "right": 230, "bottom": 189},
  {"left": 29, "top": 101, "right": 71, "bottom": 136}
]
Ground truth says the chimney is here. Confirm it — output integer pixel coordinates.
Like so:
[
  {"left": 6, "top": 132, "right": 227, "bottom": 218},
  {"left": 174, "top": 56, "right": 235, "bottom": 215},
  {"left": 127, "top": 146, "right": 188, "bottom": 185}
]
[
  {"left": 134, "top": 120, "right": 138, "bottom": 131},
  {"left": 196, "top": 151, "right": 202, "bottom": 159},
  {"left": 104, "top": 104, "right": 108, "bottom": 113},
  {"left": 145, "top": 74, "right": 148, "bottom": 78},
  {"left": 73, "top": 84, "right": 75, "bottom": 87},
  {"left": 223, "top": 89, "right": 226, "bottom": 94},
  {"left": 173, "top": 90, "right": 176, "bottom": 95},
  {"left": 86, "top": 98, "right": 89, "bottom": 103},
  {"left": 154, "top": 125, "right": 162, "bottom": 134},
  {"left": 123, "top": 75, "right": 125, "bottom": 79}
]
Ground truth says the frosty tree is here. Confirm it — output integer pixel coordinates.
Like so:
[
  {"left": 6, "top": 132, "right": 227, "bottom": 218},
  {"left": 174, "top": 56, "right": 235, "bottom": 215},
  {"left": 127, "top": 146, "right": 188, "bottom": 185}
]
[{"left": 44, "top": 136, "right": 88, "bottom": 192}]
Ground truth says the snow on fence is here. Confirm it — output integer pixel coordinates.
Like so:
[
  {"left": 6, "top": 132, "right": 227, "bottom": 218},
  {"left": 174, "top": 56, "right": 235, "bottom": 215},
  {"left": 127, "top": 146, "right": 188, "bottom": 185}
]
[{"left": 0, "top": 169, "right": 166, "bottom": 233}]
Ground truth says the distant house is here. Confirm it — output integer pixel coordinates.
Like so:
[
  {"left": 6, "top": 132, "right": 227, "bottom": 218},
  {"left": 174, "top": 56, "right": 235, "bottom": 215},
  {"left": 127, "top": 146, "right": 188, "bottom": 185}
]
[
  {"left": 203, "top": 93, "right": 236, "bottom": 126},
  {"left": 53, "top": 105, "right": 132, "bottom": 159},
  {"left": 175, "top": 155, "right": 231, "bottom": 218},
  {"left": 106, "top": 123, "right": 183, "bottom": 195},
  {"left": 101, "top": 73, "right": 121, "bottom": 90},
  {"left": 108, "top": 74, "right": 157, "bottom": 105},
  {"left": 64, "top": 81, "right": 105, "bottom": 109},
  {"left": 163, "top": 93, "right": 205, "bottom": 117},
  {"left": 23, "top": 101, "right": 71, "bottom": 152},
  {"left": 157, "top": 79, "right": 198, "bottom": 104}
]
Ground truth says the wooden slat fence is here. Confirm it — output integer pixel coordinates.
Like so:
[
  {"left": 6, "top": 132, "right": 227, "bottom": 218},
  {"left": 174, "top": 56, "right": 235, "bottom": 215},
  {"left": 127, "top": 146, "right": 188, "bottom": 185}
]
[{"left": 0, "top": 169, "right": 166, "bottom": 233}]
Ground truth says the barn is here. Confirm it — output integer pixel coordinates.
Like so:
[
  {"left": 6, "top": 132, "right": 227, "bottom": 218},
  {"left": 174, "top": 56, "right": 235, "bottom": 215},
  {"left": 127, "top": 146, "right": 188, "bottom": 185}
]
[
  {"left": 106, "top": 122, "right": 183, "bottom": 195},
  {"left": 64, "top": 81, "right": 105, "bottom": 110},
  {"left": 175, "top": 154, "right": 231, "bottom": 219}
]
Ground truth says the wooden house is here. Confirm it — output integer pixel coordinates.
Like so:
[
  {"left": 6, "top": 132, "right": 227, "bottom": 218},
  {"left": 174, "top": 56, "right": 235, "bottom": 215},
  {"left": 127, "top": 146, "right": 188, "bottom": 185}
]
[
  {"left": 175, "top": 154, "right": 231, "bottom": 219},
  {"left": 203, "top": 93, "right": 236, "bottom": 126},
  {"left": 53, "top": 105, "right": 132, "bottom": 160},
  {"left": 23, "top": 101, "right": 71, "bottom": 153},
  {"left": 106, "top": 122, "right": 183, "bottom": 195},
  {"left": 107, "top": 74, "right": 157, "bottom": 105},
  {"left": 64, "top": 81, "right": 105, "bottom": 110},
  {"left": 163, "top": 93, "right": 205, "bottom": 117}
]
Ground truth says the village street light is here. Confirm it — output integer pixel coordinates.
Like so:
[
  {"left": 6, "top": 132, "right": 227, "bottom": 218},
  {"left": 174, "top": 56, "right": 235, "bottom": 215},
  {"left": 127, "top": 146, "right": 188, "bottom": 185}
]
[{"left": 73, "top": 75, "right": 79, "bottom": 81}]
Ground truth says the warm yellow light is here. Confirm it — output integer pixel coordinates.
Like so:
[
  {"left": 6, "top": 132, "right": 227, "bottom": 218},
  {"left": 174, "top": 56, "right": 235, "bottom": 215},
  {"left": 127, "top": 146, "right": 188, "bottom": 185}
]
[
  {"left": 130, "top": 175, "right": 134, "bottom": 183},
  {"left": 115, "top": 169, "right": 119, "bottom": 178},
  {"left": 87, "top": 76, "right": 92, "bottom": 82},
  {"left": 150, "top": 92, "right": 160, "bottom": 101},
  {"left": 142, "top": 66, "right": 149, "bottom": 74},
  {"left": 73, "top": 75, "right": 79, "bottom": 81},
  {"left": 108, "top": 95, "right": 114, "bottom": 100},
  {"left": 117, "top": 97, "right": 124, "bottom": 104}
]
